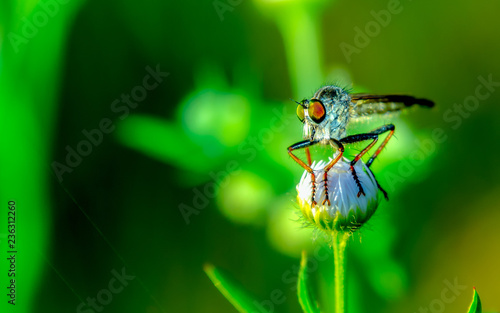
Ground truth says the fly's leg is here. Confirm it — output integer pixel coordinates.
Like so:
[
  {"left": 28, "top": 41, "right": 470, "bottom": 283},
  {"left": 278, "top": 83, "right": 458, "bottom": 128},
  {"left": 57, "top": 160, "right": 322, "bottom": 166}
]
[
  {"left": 365, "top": 165, "right": 389, "bottom": 200},
  {"left": 339, "top": 134, "right": 378, "bottom": 197},
  {"left": 288, "top": 140, "right": 319, "bottom": 206},
  {"left": 366, "top": 125, "right": 395, "bottom": 168},
  {"left": 340, "top": 124, "right": 395, "bottom": 199},
  {"left": 305, "top": 147, "right": 312, "bottom": 166},
  {"left": 321, "top": 139, "right": 344, "bottom": 206}
]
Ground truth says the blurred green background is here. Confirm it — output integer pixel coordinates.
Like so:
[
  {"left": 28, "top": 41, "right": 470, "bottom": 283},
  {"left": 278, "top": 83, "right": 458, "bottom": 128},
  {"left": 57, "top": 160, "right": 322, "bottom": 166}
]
[{"left": 1, "top": 0, "right": 500, "bottom": 312}]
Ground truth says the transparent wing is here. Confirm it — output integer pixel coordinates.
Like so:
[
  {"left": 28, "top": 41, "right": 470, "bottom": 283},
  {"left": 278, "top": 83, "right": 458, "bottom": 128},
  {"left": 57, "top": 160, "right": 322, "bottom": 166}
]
[{"left": 349, "top": 94, "right": 434, "bottom": 119}]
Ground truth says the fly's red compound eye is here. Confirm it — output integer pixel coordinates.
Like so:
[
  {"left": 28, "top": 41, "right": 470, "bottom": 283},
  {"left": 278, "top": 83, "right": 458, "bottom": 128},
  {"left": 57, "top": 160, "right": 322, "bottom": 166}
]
[
  {"left": 308, "top": 100, "right": 326, "bottom": 123},
  {"left": 296, "top": 104, "right": 305, "bottom": 122}
]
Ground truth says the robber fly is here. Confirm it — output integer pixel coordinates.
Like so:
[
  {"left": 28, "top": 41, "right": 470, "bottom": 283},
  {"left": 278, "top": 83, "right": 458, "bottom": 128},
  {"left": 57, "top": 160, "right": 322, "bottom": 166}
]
[{"left": 288, "top": 86, "right": 434, "bottom": 207}]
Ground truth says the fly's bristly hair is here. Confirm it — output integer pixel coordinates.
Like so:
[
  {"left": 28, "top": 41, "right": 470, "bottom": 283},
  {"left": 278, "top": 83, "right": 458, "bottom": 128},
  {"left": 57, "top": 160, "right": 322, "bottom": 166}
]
[{"left": 302, "top": 86, "right": 351, "bottom": 143}]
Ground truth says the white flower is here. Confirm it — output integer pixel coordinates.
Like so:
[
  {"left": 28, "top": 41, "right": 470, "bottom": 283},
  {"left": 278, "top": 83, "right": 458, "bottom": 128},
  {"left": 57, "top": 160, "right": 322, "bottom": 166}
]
[{"left": 296, "top": 153, "right": 380, "bottom": 232}]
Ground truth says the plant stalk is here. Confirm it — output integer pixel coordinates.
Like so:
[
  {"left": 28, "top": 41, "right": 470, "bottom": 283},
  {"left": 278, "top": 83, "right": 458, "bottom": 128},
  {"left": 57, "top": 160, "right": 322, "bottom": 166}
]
[
  {"left": 273, "top": 3, "right": 325, "bottom": 98},
  {"left": 332, "top": 231, "right": 349, "bottom": 313}
]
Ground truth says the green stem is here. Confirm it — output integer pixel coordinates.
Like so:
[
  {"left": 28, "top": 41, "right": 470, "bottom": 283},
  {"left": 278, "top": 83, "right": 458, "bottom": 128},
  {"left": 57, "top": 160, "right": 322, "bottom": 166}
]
[
  {"left": 332, "top": 231, "right": 349, "bottom": 313},
  {"left": 273, "top": 3, "right": 325, "bottom": 98}
]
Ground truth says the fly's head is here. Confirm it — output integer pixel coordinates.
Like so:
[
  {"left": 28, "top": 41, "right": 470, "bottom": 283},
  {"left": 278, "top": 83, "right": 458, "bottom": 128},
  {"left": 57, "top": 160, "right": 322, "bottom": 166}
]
[{"left": 295, "top": 86, "right": 352, "bottom": 142}]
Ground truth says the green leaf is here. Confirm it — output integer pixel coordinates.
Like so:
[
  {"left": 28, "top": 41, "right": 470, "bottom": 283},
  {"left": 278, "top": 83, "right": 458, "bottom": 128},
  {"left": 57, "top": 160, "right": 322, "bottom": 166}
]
[
  {"left": 204, "top": 264, "right": 270, "bottom": 313},
  {"left": 116, "top": 116, "right": 215, "bottom": 174},
  {"left": 297, "top": 251, "right": 321, "bottom": 313},
  {"left": 467, "top": 288, "right": 482, "bottom": 313}
]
